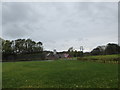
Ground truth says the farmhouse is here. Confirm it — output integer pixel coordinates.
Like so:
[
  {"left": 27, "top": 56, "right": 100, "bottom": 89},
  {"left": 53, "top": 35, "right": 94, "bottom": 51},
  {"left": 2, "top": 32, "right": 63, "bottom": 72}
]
[{"left": 46, "top": 53, "right": 70, "bottom": 60}]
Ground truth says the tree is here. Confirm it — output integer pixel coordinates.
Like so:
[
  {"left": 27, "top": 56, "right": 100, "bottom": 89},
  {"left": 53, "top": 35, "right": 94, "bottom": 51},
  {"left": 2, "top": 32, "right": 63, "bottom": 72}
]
[
  {"left": 68, "top": 47, "right": 74, "bottom": 57},
  {"left": 91, "top": 43, "right": 120, "bottom": 55},
  {"left": 2, "top": 38, "right": 43, "bottom": 54},
  {"left": 2, "top": 38, "right": 45, "bottom": 61},
  {"left": 37, "top": 41, "right": 43, "bottom": 52},
  {"left": 68, "top": 47, "right": 73, "bottom": 52},
  {"left": 2, "top": 40, "right": 12, "bottom": 54},
  {"left": 0, "top": 37, "right": 3, "bottom": 52},
  {"left": 26, "top": 39, "right": 32, "bottom": 53},
  {"left": 105, "top": 43, "right": 120, "bottom": 55},
  {"left": 73, "top": 50, "right": 78, "bottom": 57},
  {"left": 91, "top": 47, "right": 101, "bottom": 55}
]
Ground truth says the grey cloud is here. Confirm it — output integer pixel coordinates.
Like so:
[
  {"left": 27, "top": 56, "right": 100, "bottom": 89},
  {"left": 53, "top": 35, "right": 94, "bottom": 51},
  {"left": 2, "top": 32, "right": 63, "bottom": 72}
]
[
  {"left": 2, "top": 3, "right": 32, "bottom": 24},
  {"left": 2, "top": 2, "right": 118, "bottom": 51},
  {"left": 3, "top": 23, "right": 28, "bottom": 39}
]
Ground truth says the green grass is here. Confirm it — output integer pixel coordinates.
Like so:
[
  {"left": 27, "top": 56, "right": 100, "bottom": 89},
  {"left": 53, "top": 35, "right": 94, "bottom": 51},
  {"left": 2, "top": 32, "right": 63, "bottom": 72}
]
[
  {"left": 2, "top": 59, "right": 118, "bottom": 88},
  {"left": 86, "top": 54, "right": 119, "bottom": 60},
  {"left": 78, "top": 54, "right": 119, "bottom": 63}
]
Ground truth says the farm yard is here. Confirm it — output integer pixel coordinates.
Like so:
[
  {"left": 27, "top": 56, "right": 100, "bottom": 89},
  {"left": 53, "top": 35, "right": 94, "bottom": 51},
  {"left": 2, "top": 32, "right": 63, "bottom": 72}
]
[{"left": 2, "top": 55, "right": 118, "bottom": 88}]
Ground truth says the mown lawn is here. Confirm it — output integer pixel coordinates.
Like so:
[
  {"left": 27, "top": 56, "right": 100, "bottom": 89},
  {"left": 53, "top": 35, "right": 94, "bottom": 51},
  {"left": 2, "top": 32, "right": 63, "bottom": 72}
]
[{"left": 2, "top": 60, "right": 118, "bottom": 88}]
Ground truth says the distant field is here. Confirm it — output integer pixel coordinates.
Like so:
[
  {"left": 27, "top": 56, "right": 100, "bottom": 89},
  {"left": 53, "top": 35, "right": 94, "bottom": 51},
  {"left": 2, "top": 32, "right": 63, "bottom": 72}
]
[
  {"left": 2, "top": 58, "right": 118, "bottom": 88},
  {"left": 85, "top": 54, "right": 119, "bottom": 60},
  {"left": 78, "top": 54, "right": 119, "bottom": 63}
]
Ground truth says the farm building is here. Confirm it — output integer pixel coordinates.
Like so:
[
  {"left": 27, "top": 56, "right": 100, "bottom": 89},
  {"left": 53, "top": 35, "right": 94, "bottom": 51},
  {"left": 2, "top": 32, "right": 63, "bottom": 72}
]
[{"left": 46, "top": 53, "right": 70, "bottom": 60}]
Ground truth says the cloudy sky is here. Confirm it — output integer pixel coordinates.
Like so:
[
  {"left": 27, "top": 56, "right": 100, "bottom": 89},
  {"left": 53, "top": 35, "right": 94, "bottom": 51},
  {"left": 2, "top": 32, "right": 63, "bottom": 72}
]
[{"left": 2, "top": 2, "right": 118, "bottom": 52}]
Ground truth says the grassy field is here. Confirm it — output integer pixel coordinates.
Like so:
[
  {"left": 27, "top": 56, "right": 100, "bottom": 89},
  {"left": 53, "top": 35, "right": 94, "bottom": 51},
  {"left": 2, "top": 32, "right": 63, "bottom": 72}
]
[
  {"left": 78, "top": 54, "right": 119, "bottom": 63},
  {"left": 84, "top": 54, "right": 119, "bottom": 59},
  {"left": 2, "top": 58, "right": 118, "bottom": 88}
]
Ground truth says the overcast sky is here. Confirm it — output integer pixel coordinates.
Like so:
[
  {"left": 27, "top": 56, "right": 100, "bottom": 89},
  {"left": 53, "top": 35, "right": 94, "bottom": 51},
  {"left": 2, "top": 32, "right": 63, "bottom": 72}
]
[{"left": 2, "top": 2, "right": 118, "bottom": 52}]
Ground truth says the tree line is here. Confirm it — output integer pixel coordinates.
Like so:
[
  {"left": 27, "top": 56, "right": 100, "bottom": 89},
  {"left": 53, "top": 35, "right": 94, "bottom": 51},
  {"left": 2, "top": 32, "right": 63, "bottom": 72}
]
[
  {"left": 67, "top": 47, "right": 83, "bottom": 57},
  {"left": 66, "top": 43, "right": 120, "bottom": 57},
  {"left": 1, "top": 37, "right": 120, "bottom": 61},
  {"left": 91, "top": 43, "right": 120, "bottom": 55},
  {"left": 2, "top": 38, "right": 43, "bottom": 55},
  {"left": 1, "top": 37, "right": 120, "bottom": 56}
]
